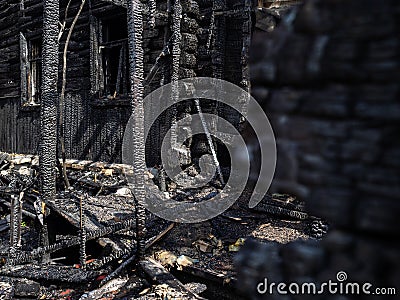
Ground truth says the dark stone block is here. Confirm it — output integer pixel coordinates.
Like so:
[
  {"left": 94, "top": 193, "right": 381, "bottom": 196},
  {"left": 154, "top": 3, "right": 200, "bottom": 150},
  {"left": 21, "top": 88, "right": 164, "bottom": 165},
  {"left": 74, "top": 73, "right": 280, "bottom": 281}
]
[
  {"left": 318, "top": 138, "right": 341, "bottom": 160},
  {"left": 350, "top": 128, "right": 381, "bottom": 144}
]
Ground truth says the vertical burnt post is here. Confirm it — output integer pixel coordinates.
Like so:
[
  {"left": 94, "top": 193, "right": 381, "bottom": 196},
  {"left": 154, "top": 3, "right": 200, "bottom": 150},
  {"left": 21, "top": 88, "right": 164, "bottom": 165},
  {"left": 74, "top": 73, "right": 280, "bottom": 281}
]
[
  {"left": 212, "top": 0, "right": 226, "bottom": 80},
  {"left": 169, "top": 0, "right": 182, "bottom": 153},
  {"left": 79, "top": 194, "right": 87, "bottom": 269},
  {"left": 16, "top": 192, "right": 24, "bottom": 247},
  {"left": 238, "top": 0, "right": 252, "bottom": 118},
  {"left": 127, "top": 0, "right": 146, "bottom": 257},
  {"left": 40, "top": 0, "right": 59, "bottom": 261},
  {"left": 9, "top": 194, "right": 19, "bottom": 264}
]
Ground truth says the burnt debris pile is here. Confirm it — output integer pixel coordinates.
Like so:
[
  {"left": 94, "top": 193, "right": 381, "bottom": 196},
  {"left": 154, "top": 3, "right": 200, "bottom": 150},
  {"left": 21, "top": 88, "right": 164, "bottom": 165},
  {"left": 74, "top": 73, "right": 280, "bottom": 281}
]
[
  {"left": 0, "top": 152, "right": 137, "bottom": 286},
  {"left": 0, "top": 152, "right": 202, "bottom": 298},
  {"left": 0, "top": 151, "right": 324, "bottom": 299}
]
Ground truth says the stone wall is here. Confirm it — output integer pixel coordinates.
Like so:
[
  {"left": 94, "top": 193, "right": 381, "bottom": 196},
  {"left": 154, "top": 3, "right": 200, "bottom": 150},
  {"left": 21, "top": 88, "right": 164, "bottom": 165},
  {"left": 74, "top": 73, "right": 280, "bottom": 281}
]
[{"left": 235, "top": 0, "right": 400, "bottom": 298}]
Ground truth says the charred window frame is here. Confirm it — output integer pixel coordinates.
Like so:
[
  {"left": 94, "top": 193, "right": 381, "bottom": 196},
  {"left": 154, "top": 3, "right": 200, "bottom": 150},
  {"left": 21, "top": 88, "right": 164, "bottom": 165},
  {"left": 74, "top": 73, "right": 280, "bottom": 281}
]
[
  {"left": 20, "top": 33, "right": 42, "bottom": 106},
  {"left": 90, "top": 13, "right": 130, "bottom": 100}
]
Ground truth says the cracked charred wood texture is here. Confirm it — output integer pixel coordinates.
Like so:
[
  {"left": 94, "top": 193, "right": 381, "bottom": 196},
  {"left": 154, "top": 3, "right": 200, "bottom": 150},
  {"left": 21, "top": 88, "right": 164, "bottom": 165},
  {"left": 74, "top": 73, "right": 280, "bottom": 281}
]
[
  {"left": 160, "top": 0, "right": 172, "bottom": 86},
  {"left": 251, "top": 195, "right": 309, "bottom": 220},
  {"left": 212, "top": 0, "right": 225, "bottom": 80},
  {"left": 238, "top": 0, "right": 252, "bottom": 118},
  {"left": 79, "top": 194, "right": 87, "bottom": 269},
  {"left": 196, "top": 0, "right": 225, "bottom": 160},
  {"left": 40, "top": 0, "right": 58, "bottom": 204},
  {"left": 16, "top": 193, "right": 23, "bottom": 247},
  {"left": 39, "top": 0, "right": 60, "bottom": 263},
  {"left": 127, "top": 0, "right": 146, "bottom": 257},
  {"left": 87, "top": 247, "right": 133, "bottom": 270},
  {"left": 0, "top": 264, "right": 102, "bottom": 283},
  {"left": 6, "top": 218, "right": 136, "bottom": 265},
  {"left": 99, "top": 253, "right": 136, "bottom": 286},
  {"left": 170, "top": 0, "right": 182, "bottom": 148},
  {"left": 148, "top": 0, "right": 156, "bottom": 28},
  {"left": 79, "top": 227, "right": 87, "bottom": 269},
  {"left": 59, "top": 0, "right": 87, "bottom": 189},
  {"left": 172, "top": 0, "right": 181, "bottom": 84},
  {"left": 206, "top": 9, "right": 215, "bottom": 51},
  {"left": 8, "top": 195, "right": 19, "bottom": 265}
]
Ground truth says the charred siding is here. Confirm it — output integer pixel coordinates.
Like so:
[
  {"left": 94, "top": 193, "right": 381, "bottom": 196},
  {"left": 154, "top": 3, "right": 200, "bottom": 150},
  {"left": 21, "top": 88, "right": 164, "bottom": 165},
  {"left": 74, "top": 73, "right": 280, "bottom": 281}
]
[{"left": 0, "top": 0, "right": 250, "bottom": 164}]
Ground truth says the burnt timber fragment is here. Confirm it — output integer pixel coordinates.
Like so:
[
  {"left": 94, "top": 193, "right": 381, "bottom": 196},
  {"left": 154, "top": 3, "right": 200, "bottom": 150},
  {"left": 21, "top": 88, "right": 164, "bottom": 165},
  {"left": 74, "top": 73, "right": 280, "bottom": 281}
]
[
  {"left": 127, "top": 0, "right": 147, "bottom": 257},
  {"left": 139, "top": 257, "right": 206, "bottom": 299},
  {"left": 39, "top": 0, "right": 60, "bottom": 265},
  {"left": 0, "top": 264, "right": 103, "bottom": 283}
]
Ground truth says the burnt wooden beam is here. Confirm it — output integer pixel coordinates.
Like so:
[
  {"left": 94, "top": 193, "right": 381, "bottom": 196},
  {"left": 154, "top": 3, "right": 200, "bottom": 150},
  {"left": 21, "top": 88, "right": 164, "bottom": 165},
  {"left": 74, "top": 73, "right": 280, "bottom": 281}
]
[
  {"left": 39, "top": 0, "right": 60, "bottom": 263},
  {"left": 6, "top": 218, "right": 136, "bottom": 265},
  {"left": 127, "top": 0, "right": 146, "bottom": 257},
  {"left": 139, "top": 258, "right": 206, "bottom": 299},
  {"left": 0, "top": 264, "right": 103, "bottom": 283},
  {"left": 177, "top": 265, "right": 236, "bottom": 288}
]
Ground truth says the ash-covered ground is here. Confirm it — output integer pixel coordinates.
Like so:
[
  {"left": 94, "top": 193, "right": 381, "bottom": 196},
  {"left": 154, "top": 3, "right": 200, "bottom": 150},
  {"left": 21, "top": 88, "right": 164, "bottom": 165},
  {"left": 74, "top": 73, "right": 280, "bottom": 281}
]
[{"left": 0, "top": 152, "right": 326, "bottom": 299}]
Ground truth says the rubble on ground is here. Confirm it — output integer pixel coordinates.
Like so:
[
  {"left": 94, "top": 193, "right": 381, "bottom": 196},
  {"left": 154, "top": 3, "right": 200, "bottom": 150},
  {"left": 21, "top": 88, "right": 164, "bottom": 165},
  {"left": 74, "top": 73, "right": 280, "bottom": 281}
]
[{"left": 0, "top": 152, "right": 324, "bottom": 298}]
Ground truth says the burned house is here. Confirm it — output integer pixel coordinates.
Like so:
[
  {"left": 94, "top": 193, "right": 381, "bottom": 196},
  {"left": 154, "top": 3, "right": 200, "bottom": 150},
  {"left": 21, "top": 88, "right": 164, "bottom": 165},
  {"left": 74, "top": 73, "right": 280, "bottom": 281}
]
[
  {"left": 0, "top": 0, "right": 255, "bottom": 166},
  {"left": 1, "top": 0, "right": 399, "bottom": 298},
  {"left": 0, "top": 0, "right": 271, "bottom": 296}
]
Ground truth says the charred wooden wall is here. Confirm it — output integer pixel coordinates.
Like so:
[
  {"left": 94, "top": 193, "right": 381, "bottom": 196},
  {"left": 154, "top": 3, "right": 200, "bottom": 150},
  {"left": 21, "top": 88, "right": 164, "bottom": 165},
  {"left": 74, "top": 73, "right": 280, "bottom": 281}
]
[
  {"left": 0, "top": 1, "right": 23, "bottom": 154},
  {"left": 250, "top": 0, "right": 400, "bottom": 230},
  {"left": 0, "top": 0, "right": 132, "bottom": 162},
  {"left": 237, "top": 0, "right": 400, "bottom": 299},
  {"left": 237, "top": 0, "right": 400, "bottom": 296},
  {"left": 0, "top": 0, "right": 252, "bottom": 165}
]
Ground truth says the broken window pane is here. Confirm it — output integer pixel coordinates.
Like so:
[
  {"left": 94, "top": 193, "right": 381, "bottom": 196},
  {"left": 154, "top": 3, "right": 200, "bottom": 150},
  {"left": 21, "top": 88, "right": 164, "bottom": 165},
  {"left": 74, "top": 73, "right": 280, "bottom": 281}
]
[
  {"left": 20, "top": 34, "right": 42, "bottom": 105},
  {"left": 28, "top": 40, "right": 42, "bottom": 104},
  {"left": 92, "top": 14, "right": 129, "bottom": 99},
  {"left": 20, "top": 33, "right": 42, "bottom": 105}
]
